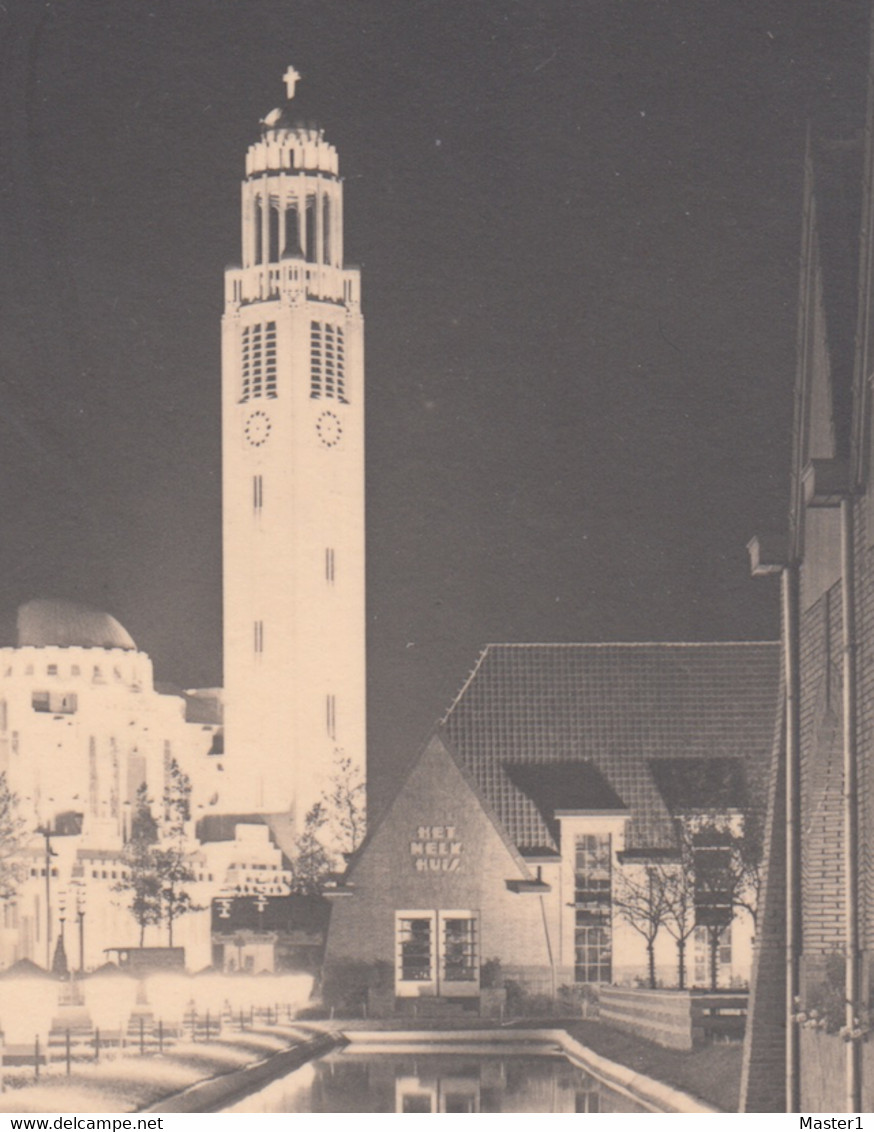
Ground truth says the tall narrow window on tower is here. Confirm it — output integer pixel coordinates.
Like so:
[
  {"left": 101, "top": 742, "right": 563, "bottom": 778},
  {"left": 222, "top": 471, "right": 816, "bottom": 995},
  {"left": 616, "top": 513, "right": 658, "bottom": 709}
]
[
  {"left": 305, "top": 196, "right": 316, "bottom": 262},
  {"left": 336, "top": 326, "right": 347, "bottom": 402},
  {"left": 325, "top": 547, "right": 335, "bottom": 582},
  {"left": 253, "top": 475, "right": 263, "bottom": 513},
  {"left": 254, "top": 198, "right": 263, "bottom": 265},
  {"left": 309, "top": 322, "right": 347, "bottom": 403},
  {"left": 264, "top": 322, "right": 277, "bottom": 397},
  {"left": 254, "top": 621, "right": 264, "bottom": 654},
  {"left": 269, "top": 201, "right": 280, "bottom": 262},
  {"left": 241, "top": 323, "right": 278, "bottom": 402},
  {"left": 284, "top": 204, "right": 299, "bottom": 256},
  {"left": 325, "top": 325, "right": 336, "bottom": 397},
  {"left": 326, "top": 693, "right": 337, "bottom": 739},
  {"left": 88, "top": 737, "right": 98, "bottom": 816},
  {"left": 323, "top": 196, "right": 331, "bottom": 264},
  {"left": 310, "top": 321, "right": 322, "bottom": 398}
]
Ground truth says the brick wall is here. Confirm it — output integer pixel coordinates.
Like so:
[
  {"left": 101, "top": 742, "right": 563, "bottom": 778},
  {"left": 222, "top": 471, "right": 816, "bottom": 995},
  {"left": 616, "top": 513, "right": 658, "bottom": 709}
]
[
  {"left": 325, "top": 734, "right": 552, "bottom": 984},
  {"left": 740, "top": 686, "right": 787, "bottom": 1112},
  {"left": 854, "top": 501, "right": 874, "bottom": 952},
  {"left": 799, "top": 584, "right": 846, "bottom": 959}
]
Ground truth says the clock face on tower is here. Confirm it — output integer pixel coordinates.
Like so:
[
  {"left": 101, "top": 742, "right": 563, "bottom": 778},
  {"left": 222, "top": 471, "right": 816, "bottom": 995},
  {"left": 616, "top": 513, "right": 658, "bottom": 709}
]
[
  {"left": 244, "top": 409, "right": 272, "bottom": 447},
  {"left": 316, "top": 410, "right": 343, "bottom": 448}
]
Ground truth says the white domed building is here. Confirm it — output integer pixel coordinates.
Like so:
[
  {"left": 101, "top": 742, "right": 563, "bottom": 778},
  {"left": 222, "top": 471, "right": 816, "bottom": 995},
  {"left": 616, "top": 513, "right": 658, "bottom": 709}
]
[
  {"left": 0, "top": 600, "right": 225, "bottom": 970},
  {"left": 0, "top": 600, "right": 222, "bottom": 836}
]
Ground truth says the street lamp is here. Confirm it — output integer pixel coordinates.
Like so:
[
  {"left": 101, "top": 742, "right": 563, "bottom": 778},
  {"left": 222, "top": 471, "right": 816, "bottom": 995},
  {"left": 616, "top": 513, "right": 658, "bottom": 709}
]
[
  {"left": 75, "top": 885, "right": 86, "bottom": 973},
  {"left": 35, "top": 823, "right": 56, "bottom": 971}
]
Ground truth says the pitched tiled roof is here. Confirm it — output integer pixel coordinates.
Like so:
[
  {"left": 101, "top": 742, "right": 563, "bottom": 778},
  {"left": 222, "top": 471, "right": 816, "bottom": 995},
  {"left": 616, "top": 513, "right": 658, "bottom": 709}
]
[
  {"left": 442, "top": 642, "right": 780, "bottom": 852},
  {"left": 649, "top": 757, "right": 748, "bottom": 814},
  {"left": 504, "top": 762, "right": 626, "bottom": 845}
]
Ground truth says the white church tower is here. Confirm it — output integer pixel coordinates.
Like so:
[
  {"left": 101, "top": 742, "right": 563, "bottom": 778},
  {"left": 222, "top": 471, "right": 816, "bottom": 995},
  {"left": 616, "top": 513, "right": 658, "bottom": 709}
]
[{"left": 222, "top": 67, "right": 365, "bottom": 820}]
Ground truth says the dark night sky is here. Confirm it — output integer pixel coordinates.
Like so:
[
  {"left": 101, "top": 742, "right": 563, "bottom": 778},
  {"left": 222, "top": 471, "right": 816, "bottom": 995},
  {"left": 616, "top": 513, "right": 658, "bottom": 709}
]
[{"left": 0, "top": 1, "right": 868, "bottom": 805}]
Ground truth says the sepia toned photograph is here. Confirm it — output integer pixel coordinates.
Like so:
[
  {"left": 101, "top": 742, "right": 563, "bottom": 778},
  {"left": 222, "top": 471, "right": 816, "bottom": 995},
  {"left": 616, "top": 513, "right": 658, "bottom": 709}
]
[{"left": 0, "top": 0, "right": 872, "bottom": 1115}]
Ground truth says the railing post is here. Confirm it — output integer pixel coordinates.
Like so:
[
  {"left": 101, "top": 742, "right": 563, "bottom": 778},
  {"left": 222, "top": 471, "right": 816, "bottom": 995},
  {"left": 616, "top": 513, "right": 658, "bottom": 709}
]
[
  {"left": 66, "top": 1028, "right": 71, "bottom": 1076},
  {"left": 139, "top": 1016, "right": 145, "bottom": 1056},
  {"left": 34, "top": 1035, "right": 40, "bottom": 1081},
  {"left": 158, "top": 1020, "right": 164, "bottom": 1056},
  {"left": 94, "top": 1026, "right": 100, "bottom": 1063}
]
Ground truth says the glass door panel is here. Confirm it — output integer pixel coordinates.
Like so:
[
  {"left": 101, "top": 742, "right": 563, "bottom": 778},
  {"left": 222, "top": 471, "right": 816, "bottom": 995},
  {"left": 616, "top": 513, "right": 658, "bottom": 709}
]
[
  {"left": 438, "top": 912, "right": 479, "bottom": 996},
  {"left": 396, "top": 913, "right": 436, "bottom": 996}
]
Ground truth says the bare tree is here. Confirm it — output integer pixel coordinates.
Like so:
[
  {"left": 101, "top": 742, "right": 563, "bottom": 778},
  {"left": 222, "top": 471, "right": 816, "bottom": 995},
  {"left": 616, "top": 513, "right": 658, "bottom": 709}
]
[
  {"left": 614, "top": 863, "right": 670, "bottom": 988},
  {"left": 660, "top": 848, "right": 697, "bottom": 989},
  {"left": 322, "top": 750, "right": 366, "bottom": 857},
  {"left": 0, "top": 773, "right": 25, "bottom": 903}
]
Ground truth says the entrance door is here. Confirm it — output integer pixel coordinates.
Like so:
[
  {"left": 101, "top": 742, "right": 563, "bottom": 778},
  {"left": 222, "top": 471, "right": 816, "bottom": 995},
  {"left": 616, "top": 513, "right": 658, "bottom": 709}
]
[
  {"left": 438, "top": 911, "right": 479, "bottom": 997},
  {"left": 395, "top": 910, "right": 479, "bottom": 997}
]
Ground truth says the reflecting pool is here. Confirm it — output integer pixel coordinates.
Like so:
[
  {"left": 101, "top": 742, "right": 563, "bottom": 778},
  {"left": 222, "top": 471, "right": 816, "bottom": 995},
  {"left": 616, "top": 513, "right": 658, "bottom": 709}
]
[{"left": 224, "top": 1049, "right": 652, "bottom": 1113}]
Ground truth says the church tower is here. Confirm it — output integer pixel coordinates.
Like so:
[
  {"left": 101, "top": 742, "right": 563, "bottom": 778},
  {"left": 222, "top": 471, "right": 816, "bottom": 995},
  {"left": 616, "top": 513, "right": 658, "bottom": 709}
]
[{"left": 222, "top": 67, "right": 365, "bottom": 820}]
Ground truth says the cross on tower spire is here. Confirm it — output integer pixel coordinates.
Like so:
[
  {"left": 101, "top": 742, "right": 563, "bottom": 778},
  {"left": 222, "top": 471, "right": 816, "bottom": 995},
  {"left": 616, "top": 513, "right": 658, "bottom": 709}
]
[{"left": 284, "top": 65, "right": 301, "bottom": 101}]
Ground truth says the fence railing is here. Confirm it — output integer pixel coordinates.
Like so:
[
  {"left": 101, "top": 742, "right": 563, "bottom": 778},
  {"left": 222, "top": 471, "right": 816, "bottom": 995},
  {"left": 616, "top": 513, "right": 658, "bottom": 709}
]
[{"left": 1, "top": 1002, "right": 300, "bottom": 1081}]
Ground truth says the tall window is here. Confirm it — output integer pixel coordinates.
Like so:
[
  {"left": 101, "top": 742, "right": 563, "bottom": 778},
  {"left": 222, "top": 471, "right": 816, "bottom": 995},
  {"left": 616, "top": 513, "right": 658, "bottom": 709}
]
[
  {"left": 325, "top": 547, "right": 335, "bottom": 583},
  {"left": 693, "top": 924, "right": 732, "bottom": 987},
  {"left": 310, "top": 321, "right": 347, "bottom": 402},
  {"left": 109, "top": 739, "right": 119, "bottom": 819},
  {"left": 305, "top": 196, "right": 316, "bottom": 263},
  {"left": 241, "top": 322, "right": 277, "bottom": 402},
  {"left": 322, "top": 196, "right": 332, "bottom": 264},
  {"left": 326, "top": 693, "right": 336, "bottom": 738},
  {"left": 254, "top": 621, "right": 264, "bottom": 654},
  {"left": 254, "top": 199, "right": 263, "bottom": 265},
  {"left": 574, "top": 833, "right": 612, "bottom": 983},
  {"left": 692, "top": 835, "right": 734, "bottom": 929},
  {"left": 253, "top": 475, "right": 263, "bottom": 513},
  {"left": 442, "top": 917, "right": 477, "bottom": 982},
  {"left": 268, "top": 202, "right": 280, "bottom": 262},
  {"left": 310, "top": 321, "right": 322, "bottom": 397},
  {"left": 264, "top": 322, "right": 277, "bottom": 397},
  {"left": 88, "top": 738, "right": 98, "bottom": 817},
  {"left": 398, "top": 917, "right": 432, "bottom": 982},
  {"left": 284, "top": 204, "right": 299, "bottom": 256}
]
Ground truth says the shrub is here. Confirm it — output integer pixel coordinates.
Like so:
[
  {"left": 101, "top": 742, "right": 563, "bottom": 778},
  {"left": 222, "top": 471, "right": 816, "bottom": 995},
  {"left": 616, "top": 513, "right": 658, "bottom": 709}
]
[
  {"left": 320, "top": 958, "right": 393, "bottom": 1015},
  {"left": 480, "top": 958, "right": 504, "bottom": 989}
]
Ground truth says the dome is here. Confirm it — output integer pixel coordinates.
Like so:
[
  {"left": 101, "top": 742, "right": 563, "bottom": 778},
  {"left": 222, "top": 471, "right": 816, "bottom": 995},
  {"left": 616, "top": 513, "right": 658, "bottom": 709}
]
[{"left": 16, "top": 599, "right": 137, "bottom": 651}]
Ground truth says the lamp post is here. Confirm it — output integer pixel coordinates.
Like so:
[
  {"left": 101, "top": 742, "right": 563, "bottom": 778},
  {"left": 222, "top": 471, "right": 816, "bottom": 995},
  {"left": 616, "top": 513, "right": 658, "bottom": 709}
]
[
  {"left": 36, "top": 824, "right": 56, "bottom": 971},
  {"left": 76, "top": 885, "right": 86, "bottom": 974}
]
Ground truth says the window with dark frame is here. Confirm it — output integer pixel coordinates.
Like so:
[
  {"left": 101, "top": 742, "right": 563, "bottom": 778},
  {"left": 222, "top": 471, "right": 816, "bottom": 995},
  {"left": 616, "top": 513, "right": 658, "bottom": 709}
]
[{"left": 574, "top": 833, "right": 613, "bottom": 983}]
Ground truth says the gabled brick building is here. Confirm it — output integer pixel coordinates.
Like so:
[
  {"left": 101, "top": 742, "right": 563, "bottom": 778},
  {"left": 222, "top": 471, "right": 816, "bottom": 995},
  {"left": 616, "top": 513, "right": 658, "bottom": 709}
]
[{"left": 326, "top": 642, "right": 778, "bottom": 1004}]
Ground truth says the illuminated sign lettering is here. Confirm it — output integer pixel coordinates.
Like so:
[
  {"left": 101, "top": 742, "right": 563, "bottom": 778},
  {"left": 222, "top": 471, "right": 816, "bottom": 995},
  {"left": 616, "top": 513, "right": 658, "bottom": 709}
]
[{"left": 410, "top": 825, "right": 463, "bottom": 873}]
